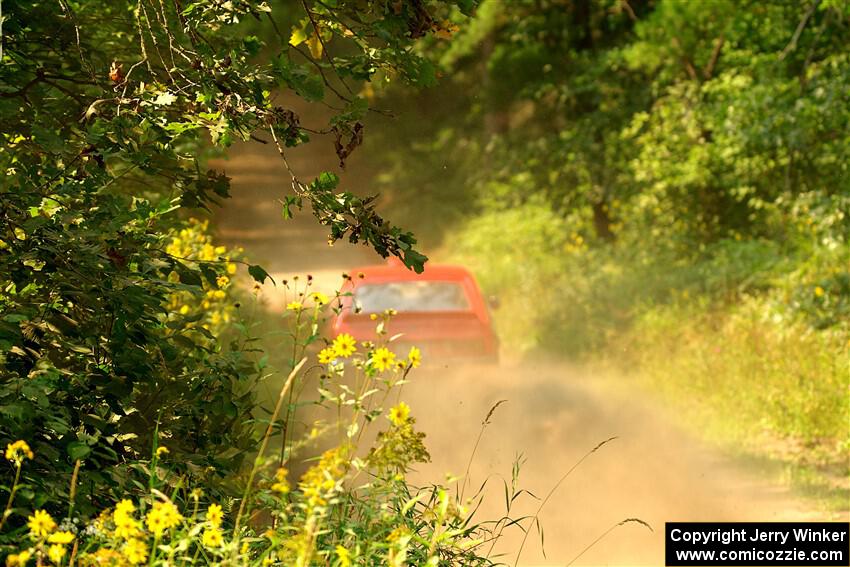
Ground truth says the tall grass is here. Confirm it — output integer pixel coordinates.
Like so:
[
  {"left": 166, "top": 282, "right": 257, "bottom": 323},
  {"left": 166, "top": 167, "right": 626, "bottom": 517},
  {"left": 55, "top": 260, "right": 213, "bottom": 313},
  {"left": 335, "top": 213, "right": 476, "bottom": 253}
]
[
  {"left": 449, "top": 204, "right": 849, "bottom": 510},
  {"left": 614, "top": 299, "right": 849, "bottom": 454}
]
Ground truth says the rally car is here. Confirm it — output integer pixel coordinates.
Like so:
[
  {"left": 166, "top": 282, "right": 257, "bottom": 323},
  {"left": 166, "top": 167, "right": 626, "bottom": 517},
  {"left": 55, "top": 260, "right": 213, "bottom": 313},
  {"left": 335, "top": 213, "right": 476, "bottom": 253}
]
[{"left": 330, "top": 258, "right": 499, "bottom": 363}]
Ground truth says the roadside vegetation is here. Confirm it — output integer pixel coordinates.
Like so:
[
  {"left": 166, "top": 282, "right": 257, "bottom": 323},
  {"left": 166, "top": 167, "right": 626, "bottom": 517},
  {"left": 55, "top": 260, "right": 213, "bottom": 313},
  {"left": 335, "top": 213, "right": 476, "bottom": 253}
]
[
  {"left": 0, "top": 0, "right": 538, "bottom": 564},
  {"left": 367, "top": 0, "right": 850, "bottom": 510},
  {"left": 3, "top": 298, "right": 507, "bottom": 565},
  {"left": 2, "top": 0, "right": 848, "bottom": 564}
]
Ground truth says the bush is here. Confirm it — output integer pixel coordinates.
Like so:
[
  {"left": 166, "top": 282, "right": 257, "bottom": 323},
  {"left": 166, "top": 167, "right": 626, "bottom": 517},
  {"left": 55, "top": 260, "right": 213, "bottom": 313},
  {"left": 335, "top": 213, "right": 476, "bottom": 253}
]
[
  {"left": 1, "top": 0, "right": 467, "bottom": 521},
  {"left": 1, "top": 302, "right": 518, "bottom": 566},
  {"left": 0, "top": 192, "right": 261, "bottom": 514}
]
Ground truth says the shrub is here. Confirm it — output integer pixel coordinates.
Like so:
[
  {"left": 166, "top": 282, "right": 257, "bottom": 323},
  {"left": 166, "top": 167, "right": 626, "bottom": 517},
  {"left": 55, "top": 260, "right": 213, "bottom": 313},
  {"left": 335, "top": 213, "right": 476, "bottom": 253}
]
[
  {"left": 0, "top": 194, "right": 261, "bottom": 514},
  {"left": 1, "top": 0, "right": 466, "bottom": 518},
  {"left": 1, "top": 300, "right": 515, "bottom": 566}
]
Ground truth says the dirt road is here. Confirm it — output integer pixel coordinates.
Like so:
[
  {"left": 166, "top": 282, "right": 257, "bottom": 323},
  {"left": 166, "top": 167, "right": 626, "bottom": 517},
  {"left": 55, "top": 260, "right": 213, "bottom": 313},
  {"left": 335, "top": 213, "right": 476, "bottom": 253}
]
[{"left": 213, "top": 139, "right": 834, "bottom": 566}]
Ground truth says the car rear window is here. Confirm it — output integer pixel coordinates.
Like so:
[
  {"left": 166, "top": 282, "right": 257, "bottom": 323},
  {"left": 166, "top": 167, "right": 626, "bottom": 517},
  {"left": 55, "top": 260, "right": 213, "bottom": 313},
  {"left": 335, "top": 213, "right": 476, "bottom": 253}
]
[{"left": 353, "top": 281, "right": 471, "bottom": 313}]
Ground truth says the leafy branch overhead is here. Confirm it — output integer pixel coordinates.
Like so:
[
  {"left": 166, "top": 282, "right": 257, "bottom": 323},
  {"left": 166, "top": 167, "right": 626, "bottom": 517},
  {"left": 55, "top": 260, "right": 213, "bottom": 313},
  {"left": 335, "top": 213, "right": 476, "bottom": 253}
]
[{"left": 2, "top": 0, "right": 476, "bottom": 274}]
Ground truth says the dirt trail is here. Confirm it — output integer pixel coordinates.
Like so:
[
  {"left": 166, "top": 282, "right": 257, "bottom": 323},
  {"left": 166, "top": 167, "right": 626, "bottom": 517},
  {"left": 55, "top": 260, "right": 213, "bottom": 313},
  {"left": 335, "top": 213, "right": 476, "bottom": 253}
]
[
  {"left": 405, "top": 364, "right": 824, "bottom": 566},
  {"left": 214, "top": 140, "right": 835, "bottom": 566}
]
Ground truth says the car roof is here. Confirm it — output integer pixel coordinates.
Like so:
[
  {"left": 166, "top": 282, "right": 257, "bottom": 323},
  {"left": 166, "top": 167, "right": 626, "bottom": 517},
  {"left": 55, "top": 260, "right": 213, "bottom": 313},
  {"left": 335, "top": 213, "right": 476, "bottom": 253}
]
[{"left": 348, "top": 258, "right": 474, "bottom": 283}]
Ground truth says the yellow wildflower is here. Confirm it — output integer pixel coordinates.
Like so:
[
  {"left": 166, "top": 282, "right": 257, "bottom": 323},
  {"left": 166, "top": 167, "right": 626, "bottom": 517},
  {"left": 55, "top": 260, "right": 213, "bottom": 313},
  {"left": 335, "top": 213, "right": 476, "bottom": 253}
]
[
  {"left": 201, "top": 243, "right": 215, "bottom": 260},
  {"left": 336, "top": 545, "right": 352, "bottom": 567},
  {"left": 370, "top": 313, "right": 378, "bottom": 320},
  {"left": 47, "top": 531, "right": 74, "bottom": 545},
  {"left": 407, "top": 346, "right": 421, "bottom": 368},
  {"left": 27, "top": 509, "right": 56, "bottom": 538},
  {"left": 318, "top": 347, "right": 336, "bottom": 364},
  {"left": 299, "top": 448, "right": 347, "bottom": 510},
  {"left": 814, "top": 285, "right": 825, "bottom": 297},
  {"left": 206, "top": 503, "right": 224, "bottom": 527},
  {"left": 216, "top": 275, "right": 230, "bottom": 288},
  {"left": 115, "top": 499, "right": 135, "bottom": 515},
  {"left": 388, "top": 402, "right": 411, "bottom": 426},
  {"left": 47, "top": 544, "right": 66, "bottom": 564},
  {"left": 114, "top": 518, "right": 141, "bottom": 540},
  {"left": 387, "top": 526, "right": 411, "bottom": 543},
  {"left": 226, "top": 262, "right": 237, "bottom": 275},
  {"left": 310, "top": 291, "right": 329, "bottom": 306},
  {"left": 113, "top": 499, "right": 141, "bottom": 540},
  {"left": 145, "top": 501, "right": 182, "bottom": 537},
  {"left": 156, "top": 446, "right": 169, "bottom": 458},
  {"left": 286, "top": 301, "right": 303, "bottom": 311},
  {"left": 371, "top": 347, "right": 396, "bottom": 372},
  {"left": 272, "top": 467, "right": 290, "bottom": 494},
  {"left": 145, "top": 511, "right": 166, "bottom": 537},
  {"left": 332, "top": 333, "right": 357, "bottom": 358},
  {"left": 5, "top": 440, "right": 33, "bottom": 463},
  {"left": 123, "top": 538, "right": 148, "bottom": 564},
  {"left": 202, "top": 527, "right": 224, "bottom": 548},
  {"left": 6, "top": 550, "right": 32, "bottom": 566}
]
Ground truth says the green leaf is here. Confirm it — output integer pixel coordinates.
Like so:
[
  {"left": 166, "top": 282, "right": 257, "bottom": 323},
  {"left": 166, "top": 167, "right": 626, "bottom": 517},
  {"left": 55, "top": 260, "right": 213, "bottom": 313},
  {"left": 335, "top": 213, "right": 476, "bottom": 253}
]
[
  {"left": 175, "top": 262, "right": 203, "bottom": 287},
  {"left": 289, "top": 19, "right": 309, "bottom": 46},
  {"left": 316, "top": 172, "right": 339, "bottom": 190},
  {"left": 281, "top": 195, "right": 301, "bottom": 219},
  {"left": 67, "top": 441, "right": 91, "bottom": 461},
  {"left": 248, "top": 264, "right": 274, "bottom": 285},
  {"left": 402, "top": 249, "right": 428, "bottom": 274}
]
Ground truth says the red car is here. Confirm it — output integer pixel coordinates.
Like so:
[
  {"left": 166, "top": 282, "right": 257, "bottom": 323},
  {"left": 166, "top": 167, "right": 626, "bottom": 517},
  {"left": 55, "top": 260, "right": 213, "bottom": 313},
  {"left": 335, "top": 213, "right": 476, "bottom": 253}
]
[{"left": 330, "top": 258, "right": 499, "bottom": 363}]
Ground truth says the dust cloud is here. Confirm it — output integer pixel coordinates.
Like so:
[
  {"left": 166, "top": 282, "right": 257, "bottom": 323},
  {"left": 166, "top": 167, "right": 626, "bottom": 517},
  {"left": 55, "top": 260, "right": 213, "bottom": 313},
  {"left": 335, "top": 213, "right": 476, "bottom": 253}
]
[{"left": 404, "top": 361, "right": 820, "bottom": 565}]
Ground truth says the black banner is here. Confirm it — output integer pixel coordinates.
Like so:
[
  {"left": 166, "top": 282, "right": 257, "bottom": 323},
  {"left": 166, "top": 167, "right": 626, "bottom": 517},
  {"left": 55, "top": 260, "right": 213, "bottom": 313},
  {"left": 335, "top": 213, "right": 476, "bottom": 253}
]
[{"left": 666, "top": 522, "right": 850, "bottom": 566}]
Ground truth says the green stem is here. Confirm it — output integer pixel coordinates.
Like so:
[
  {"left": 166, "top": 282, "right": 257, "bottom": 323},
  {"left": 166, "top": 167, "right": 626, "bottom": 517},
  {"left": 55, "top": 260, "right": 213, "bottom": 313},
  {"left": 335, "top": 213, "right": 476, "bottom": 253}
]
[
  {"left": 0, "top": 462, "right": 22, "bottom": 532},
  {"left": 148, "top": 535, "right": 160, "bottom": 567},
  {"left": 232, "top": 358, "right": 306, "bottom": 560}
]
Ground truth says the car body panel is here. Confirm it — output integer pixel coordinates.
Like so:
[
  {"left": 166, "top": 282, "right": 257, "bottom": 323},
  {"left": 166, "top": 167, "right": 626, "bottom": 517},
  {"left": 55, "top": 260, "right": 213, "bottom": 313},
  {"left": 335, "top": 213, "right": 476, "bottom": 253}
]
[{"left": 330, "top": 258, "right": 499, "bottom": 362}]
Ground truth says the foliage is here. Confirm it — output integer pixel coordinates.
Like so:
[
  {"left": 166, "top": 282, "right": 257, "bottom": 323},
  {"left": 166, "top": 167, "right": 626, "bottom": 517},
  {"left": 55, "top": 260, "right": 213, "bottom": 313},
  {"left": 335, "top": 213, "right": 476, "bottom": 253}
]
[
  {"left": 164, "top": 219, "right": 242, "bottom": 335},
  {"left": 369, "top": 0, "right": 850, "bottom": 363},
  {"left": 364, "top": 0, "right": 850, "bottom": 501},
  {"left": 0, "top": 302, "right": 521, "bottom": 566},
  {"left": 375, "top": 0, "right": 850, "bottom": 249},
  {"left": 0, "top": 194, "right": 257, "bottom": 514},
  {"left": 615, "top": 297, "right": 849, "bottom": 450},
  {"left": 0, "top": 0, "right": 478, "bottom": 522}
]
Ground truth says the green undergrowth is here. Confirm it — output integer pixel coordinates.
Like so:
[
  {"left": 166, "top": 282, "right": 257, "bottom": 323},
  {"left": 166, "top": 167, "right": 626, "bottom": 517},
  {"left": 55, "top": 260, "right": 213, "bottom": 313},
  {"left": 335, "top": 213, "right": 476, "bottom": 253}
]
[
  {"left": 601, "top": 298, "right": 849, "bottom": 513},
  {"left": 448, "top": 203, "right": 849, "bottom": 513}
]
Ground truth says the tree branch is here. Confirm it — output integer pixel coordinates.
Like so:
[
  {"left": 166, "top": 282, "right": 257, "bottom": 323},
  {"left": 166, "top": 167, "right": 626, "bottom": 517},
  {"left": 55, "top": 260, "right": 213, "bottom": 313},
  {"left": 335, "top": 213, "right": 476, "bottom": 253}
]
[
  {"left": 619, "top": 0, "right": 637, "bottom": 22},
  {"left": 671, "top": 37, "right": 698, "bottom": 81},
  {"left": 779, "top": 0, "right": 821, "bottom": 61},
  {"left": 703, "top": 35, "right": 725, "bottom": 80},
  {"left": 301, "top": 0, "right": 355, "bottom": 96}
]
